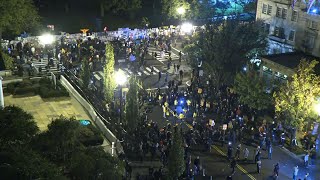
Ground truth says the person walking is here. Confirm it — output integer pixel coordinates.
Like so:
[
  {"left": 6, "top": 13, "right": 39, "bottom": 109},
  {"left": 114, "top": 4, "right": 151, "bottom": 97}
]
[
  {"left": 273, "top": 163, "right": 280, "bottom": 179},
  {"left": 293, "top": 165, "right": 299, "bottom": 180},
  {"left": 268, "top": 144, "right": 273, "bottom": 160},
  {"left": 235, "top": 144, "right": 241, "bottom": 160},
  {"left": 230, "top": 158, "right": 237, "bottom": 175},
  {"left": 304, "top": 153, "right": 309, "bottom": 167},
  {"left": 227, "top": 145, "right": 233, "bottom": 161},
  {"left": 243, "top": 147, "right": 249, "bottom": 161},
  {"left": 158, "top": 71, "right": 162, "bottom": 82},
  {"left": 256, "top": 160, "right": 261, "bottom": 174}
]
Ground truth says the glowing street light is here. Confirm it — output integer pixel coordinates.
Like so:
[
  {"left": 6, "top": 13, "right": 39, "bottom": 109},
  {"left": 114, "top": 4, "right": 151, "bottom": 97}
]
[
  {"left": 181, "top": 22, "right": 193, "bottom": 33},
  {"left": 314, "top": 101, "right": 320, "bottom": 116},
  {"left": 115, "top": 69, "right": 127, "bottom": 85},
  {"left": 115, "top": 69, "right": 127, "bottom": 125},
  {"left": 177, "top": 6, "right": 186, "bottom": 15},
  {"left": 39, "top": 33, "right": 54, "bottom": 45}
]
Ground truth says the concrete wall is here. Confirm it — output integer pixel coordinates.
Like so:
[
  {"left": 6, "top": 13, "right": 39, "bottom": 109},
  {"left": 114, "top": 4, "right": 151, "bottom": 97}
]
[
  {"left": 60, "top": 75, "right": 123, "bottom": 156},
  {"left": 0, "top": 70, "right": 12, "bottom": 77}
]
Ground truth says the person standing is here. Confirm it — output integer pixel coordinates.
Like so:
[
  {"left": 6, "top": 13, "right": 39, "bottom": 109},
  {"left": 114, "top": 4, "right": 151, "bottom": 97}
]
[
  {"left": 243, "top": 147, "right": 249, "bottom": 161},
  {"left": 227, "top": 145, "right": 233, "bottom": 161},
  {"left": 235, "top": 144, "right": 241, "bottom": 160},
  {"left": 268, "top": 144, "right": 273, "bottom": 160},
  {"left": 293, "top": 165, "right": 299, "bottom": 180}
]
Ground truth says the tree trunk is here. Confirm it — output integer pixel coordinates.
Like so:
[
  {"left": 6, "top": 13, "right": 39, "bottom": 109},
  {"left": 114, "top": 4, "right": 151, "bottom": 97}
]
[{"left": 100, "top": 3, "right": 105, "bottom": 17}]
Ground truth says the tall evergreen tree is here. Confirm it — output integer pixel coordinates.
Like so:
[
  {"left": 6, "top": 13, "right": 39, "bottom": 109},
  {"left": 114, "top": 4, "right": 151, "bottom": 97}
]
[
  {"left": 80, "top": 56, "right": 91, "bottom": 89},
  {"left": 125, "top": 76, "right": 140, "bottom": 131},
  {"left": 104, "top": 42, "right": 116, "bottom": 103},
  {"left": 168, "top": 128, "right": 185, "bottom": 179}
]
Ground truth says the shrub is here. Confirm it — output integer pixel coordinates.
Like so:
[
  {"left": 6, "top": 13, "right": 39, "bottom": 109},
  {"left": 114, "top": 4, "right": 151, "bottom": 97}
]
[
  {"left": 14, "top": 86, "right": 36, "bottom": 95},
  {"left": 78, "top": 125, "right": 104, "bottom": 146}
]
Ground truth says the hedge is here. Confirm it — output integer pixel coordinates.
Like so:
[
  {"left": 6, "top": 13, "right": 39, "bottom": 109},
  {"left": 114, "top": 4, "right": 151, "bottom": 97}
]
[{"left": 6, "top": 78, "right": 69, "bottom": 98}]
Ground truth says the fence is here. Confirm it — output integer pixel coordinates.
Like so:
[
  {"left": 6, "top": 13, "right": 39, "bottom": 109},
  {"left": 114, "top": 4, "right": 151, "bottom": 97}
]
[{"left": 60, "top": 75, "right": 124, "bottom": 156}]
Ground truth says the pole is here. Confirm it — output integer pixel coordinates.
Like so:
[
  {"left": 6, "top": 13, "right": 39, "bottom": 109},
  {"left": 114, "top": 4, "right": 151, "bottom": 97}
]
[
  {"left": 119, "top": 85, "right": 122, "bottom": 124},
  {"left": 0, "top": 76, "right": 4, "bottom": 109}
]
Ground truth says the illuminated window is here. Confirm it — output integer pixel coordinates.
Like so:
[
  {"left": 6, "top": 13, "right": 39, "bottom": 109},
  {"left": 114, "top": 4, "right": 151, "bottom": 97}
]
[
  {"left": 262, "top": 4, "right": 267, "bottom": 14},
  {"left": 289, "top": 30, "right": 295, "bottom": 41},
  {"left": 267, "top": 5, "right": 273, "bottom": 15},
  {"left": 282, "top": 9, "right": 287, "bottom": 19},
  {"left": 291, "top": 11, "right": 298, "bottom": 21},
  {"left": 276, "top": 7, "right": 281, "bottom": 17}
]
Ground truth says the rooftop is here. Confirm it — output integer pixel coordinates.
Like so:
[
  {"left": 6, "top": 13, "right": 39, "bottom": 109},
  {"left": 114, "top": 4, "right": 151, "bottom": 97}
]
[{"left": 261, "top": 52, "right": 320, "bottom": 71}]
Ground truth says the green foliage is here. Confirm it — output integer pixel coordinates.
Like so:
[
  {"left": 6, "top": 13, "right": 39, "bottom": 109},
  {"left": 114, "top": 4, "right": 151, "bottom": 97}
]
[
  {"left": 80, "top": 56, "right": 91, "bottom": 89},
  {"left": 234, "top": 70, "right": 273, "bottom": 110},
  {"left": 274, "top": 60, "right": 320, "bottom": 129},
  {"left": 184, "top": 21, "right": 267, "bottom": 87},
  {"left": 161, "top": 0, "right": 190, "bottom": 19},
  {"left": 0, "top": 106, "right": 39, "bottom": 146},
  {"left": 0, "top": 50, "right": 14, "bottom": 70},
  {"left": 0, "top": 0, "right": 40, "bottom": 36},
  {"left": 6, "top": 78, "right": 69, "bottom": 98},
  {"left": 243, "top": 2, "right": 256, "bottom": 13},
  {"left": 78, "top": 124, "right": 104, "bottom": 147},
  {"left": 104, "top": 42, "right": 116, "bottom": 103},
  {"left": 168, "top": 128, "right": 185, "bottom": 179},
  {"left": 125, "top": 76, "right": 141, "bottom": 131},
  {"left": 0, "top": 145, "right": 62, "bottom": 179}
]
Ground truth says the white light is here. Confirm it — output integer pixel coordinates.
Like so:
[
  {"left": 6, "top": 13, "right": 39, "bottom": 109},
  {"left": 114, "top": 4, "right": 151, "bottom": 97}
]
[
  {"left": 115, "top": 69, "right": 127, "bottom": 86},
  {"left": 39, "top": 34, "right": 54, "bottom": 45},
  {"left": 314, "top": 102, "right": 320, "bottom": 116},
  {"left": 177, "top": 7, "right": 185, "bottom": 15},
  {"left": 181, "top": 23, "right": 193, "bottom": 33},
  {"left": 243, "top": 67, "right": 247, "bottom": 71}
]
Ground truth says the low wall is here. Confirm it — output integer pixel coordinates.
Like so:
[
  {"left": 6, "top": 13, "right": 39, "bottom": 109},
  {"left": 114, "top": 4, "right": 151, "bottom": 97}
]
[
  {"left": 60, "top": 75, "right": 123, "bottom": 156},
  {"left": 0, "top": 70, "right": 12, "bottom": 77}
]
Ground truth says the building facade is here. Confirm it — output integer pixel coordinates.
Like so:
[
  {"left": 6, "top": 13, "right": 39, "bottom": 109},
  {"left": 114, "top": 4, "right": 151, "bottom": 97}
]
[{"left": 256, "top": 0, "right": 320, "bottom": 57}]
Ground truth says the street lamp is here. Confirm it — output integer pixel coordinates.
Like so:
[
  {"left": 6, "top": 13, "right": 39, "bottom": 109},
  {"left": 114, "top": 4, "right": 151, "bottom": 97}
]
[
  {"left": 39, "top": 33, "right": 54, "bottom": 45},
  {"left": 115, "top": 69, "right": 127, "bottom": 124},
  {"left": 181, "top": 22, "right": 193, "bottom": 34},
  {"left": 0, "top": 76, "right": 4, "bottom": 109},
  {"left": 177, "top": 6, "right": 185, "bottom": 16}
]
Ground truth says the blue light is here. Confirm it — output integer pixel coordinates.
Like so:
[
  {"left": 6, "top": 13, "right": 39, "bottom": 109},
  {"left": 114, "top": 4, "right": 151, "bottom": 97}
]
[
  {"left": 312, "top": 8, "right": 317, "bottom": 13},
  {"left": 180, "top": 100, "right": 184, "bottom": 104},
  {"left": 243, "top": 67, "right": 247, "bottom": 71},
  {"left": 79, "top": 120, "right": 91, "bottom": 126}
]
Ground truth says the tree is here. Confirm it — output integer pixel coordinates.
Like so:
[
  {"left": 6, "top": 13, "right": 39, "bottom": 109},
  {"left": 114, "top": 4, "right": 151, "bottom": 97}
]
[
  {"left": 80, "top": 56, "right": 91, "bottom": 89},
  {"left": 125, "top": 76, "right": 141, "bottom": 131},
  {"left": 0, "top": 145, "right": 62, "bottom": 179},
  {"left": 184, "top": 20, "right": 267, "bottom": 88},
  {"left": 0, "top": 50, "right": 14, "bottom": 70},
  {"left": 161, "top": 0, "right": 190, "bottom": 19},
  {"left": 0, "top": 0, "right": 40, "bottom": 38},
  {"left": 274, "top": 60, "right": 320, "bottom": 130},
  {"left": 234, "top": 69, "right": 273, "bottom": 111},
  {"left": 168, "top": 128, "right": 185, "bottom": 179},
  {"left": 0, "top": 106, "right": 39, "bottom": 146},
  {"left": 34, "top": 117, "right": 83, "bottom": 164},
  {"left": 104, "top": 42, "right": 116, "bottom": 103},
  {"left": 98, "top": 0, "right": 141, "bottom": 18}
]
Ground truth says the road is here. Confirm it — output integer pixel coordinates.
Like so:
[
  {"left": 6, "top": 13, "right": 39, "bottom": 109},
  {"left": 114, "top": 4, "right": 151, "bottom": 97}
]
[{"left": 148, "top": 106, "right": 319, "bottom": 180}]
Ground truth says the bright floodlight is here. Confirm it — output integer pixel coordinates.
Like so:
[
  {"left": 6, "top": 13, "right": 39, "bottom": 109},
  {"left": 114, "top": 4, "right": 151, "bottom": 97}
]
[
  {"left": 177, "top": 7, "right": 185, "bottom": 15},
  {"left": 181, "top": 23, "right": 193, "bottom": 33},
  {"left": 314, "top": 101, "right": 320, "bottom": 116},
  {"left": 39, "top": 34, "right": 54, "bottom": 45},
  {"left": 115, "top": 69, "right": 127, "bottom": 86}
]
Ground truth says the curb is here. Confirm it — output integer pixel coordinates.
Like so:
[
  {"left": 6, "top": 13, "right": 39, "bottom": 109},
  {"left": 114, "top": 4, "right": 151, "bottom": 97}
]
[{"left": 279, "top": 146, "right": 304, "bottom": 163}]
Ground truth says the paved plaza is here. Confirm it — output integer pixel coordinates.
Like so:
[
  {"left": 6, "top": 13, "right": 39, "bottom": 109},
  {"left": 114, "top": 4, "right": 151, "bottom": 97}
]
[{"left": 4, "top": 94, "right": 90, "bottom": 131}]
